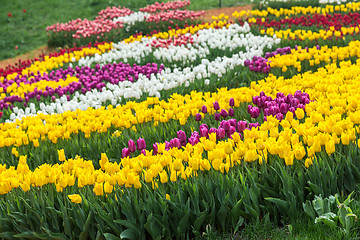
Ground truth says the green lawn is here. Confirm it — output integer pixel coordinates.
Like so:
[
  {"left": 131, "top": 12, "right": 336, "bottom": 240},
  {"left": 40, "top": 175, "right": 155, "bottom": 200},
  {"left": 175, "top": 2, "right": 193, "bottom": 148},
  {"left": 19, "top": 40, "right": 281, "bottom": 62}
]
[{"left": 0, "top": 0, "right": 249, "bottom": 61}]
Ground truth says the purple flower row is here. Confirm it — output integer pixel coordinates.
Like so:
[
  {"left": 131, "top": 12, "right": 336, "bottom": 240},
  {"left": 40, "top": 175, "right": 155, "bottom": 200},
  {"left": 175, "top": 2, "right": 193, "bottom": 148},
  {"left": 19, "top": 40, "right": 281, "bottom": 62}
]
[
  {"left": 244, "top": 46, "right": 292, "bottom": 73},
  {"left": 249, "top": 90, "right": 310, "bottom": 121},
  {"left": 0, "top": 63, "right": 164, "bottom": 110}
]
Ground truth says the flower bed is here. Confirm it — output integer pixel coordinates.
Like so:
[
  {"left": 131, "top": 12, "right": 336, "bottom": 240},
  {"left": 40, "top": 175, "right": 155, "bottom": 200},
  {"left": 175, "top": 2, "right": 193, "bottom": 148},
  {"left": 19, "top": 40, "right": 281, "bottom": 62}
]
[{"left": 1, "top": 0, "right": 360, "bottom": 239}]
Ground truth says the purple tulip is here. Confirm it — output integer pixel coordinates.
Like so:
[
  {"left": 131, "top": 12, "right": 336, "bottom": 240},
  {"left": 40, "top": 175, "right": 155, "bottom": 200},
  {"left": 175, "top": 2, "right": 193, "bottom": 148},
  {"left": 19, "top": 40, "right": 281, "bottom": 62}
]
[
  {"left": 137, "top": 138, "right": 146, "bottom": 150},
  {"left": 141, "top": 149, "right": 146, "bottom": 156},
  {"left": 170, "top": 138, "right": 182, "bottom": 149},
  {"left": 200, "top": 127, "right": 209, "bottom": 138},
  {"left": 200, "top": 124, "right": 209, "bottom": 130},
  {"left": 229, "top": 98, "right": 235, "bottom": 107},
  {"left": 213, "top": 101, "right": 220, "bottom": 111},
  {"left": 122, "top": 148, "right": 130, "bottom": 158},
  {"left": 153, "top": 143, "right": 158, "bottom": 155},
  {"left": 214, "top": 113, "right": 221, "bottom": 121},
  {"left": 209, "top": 127, "right": 217, "bottom": 134},
  {"left": 216, "top": 128, "right": 226, "bottom": 140},
  {"left": 227, "top": 126, "right": 236, "bottom": 138},
  {"left": 128, "top": 139, "right": 136, "bottom": 152},
  {"left": 222, "top": 121, "right": 230, "bottom": 131},
  {"left": 195, "top": 113, "right": 202, "bottom": 121},
  {"left": 220, "top": 109, "right": 228, "bottom": 118},
  {"left": 177, "top": 130, "right": 187, "bottom": 144},
  {"left": 276, "top": 113, "right": 284, "bottom": 121},
  {"left": 228, "top": 108, "right": 234, "bottom": 117},
  {"left": 237, "top": 121, "right": 247, "bottom": 132},
  {"left": 250, "top": 107, "right": 260, "bottom": 119},
  {"left": 201, "top": 105, "right": 208, "bottom": 114}
]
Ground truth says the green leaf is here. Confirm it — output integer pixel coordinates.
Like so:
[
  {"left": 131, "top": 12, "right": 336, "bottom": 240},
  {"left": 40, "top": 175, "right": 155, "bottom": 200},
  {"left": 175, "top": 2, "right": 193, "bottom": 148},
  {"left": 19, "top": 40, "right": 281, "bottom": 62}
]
[
  {"left": 104, "top": 233, "right": 121, "bottom": 240},
  {"left": 193, "top": 211, "right": 208, "bottom": 232},
  {"left": 13, "top": 232, "right": 36, "bottom": 238},
  {"left": 144, "top": 213, "right": 164, "bottom": 240},
  {"left": 315, "top": 213, "right": 337, "bottom": 228},
  {"left": 120, "top": 229, "right": 138, "bottom": 240},
  {"left": 79, "top": 211, "right": 93, "bottom": 240},
  {"left": 0, "top": 232, "right": 16, "bottom": 240},
  {"left": 302, "top": 201, "right": 316, "bottom": 220},
  {"left": 264, "top": 197, "right": 289, "bottom": 211}
]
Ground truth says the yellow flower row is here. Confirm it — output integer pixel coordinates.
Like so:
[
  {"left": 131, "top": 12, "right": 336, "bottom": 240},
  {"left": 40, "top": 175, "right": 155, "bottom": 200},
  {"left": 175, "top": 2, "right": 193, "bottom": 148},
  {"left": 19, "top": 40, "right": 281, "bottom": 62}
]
[
  {"left": 2, "top": 43, "right": 113, "bottom": 82},
  {"left": 0, "top": 75, "right": 79, "bottom": 100},
  {"left": 261, "top": 24, "right": 359, "bottom": 41},
  {"left": 233, "top": 2, "right": 360, "bottom": 18},
  {"left": 0, "top": 134, "right": 245, "bottom": 195},
  {"left": 0, "top": 88, "right": 249, "bottom": 148},
  {"left": 267, "top": 40, "right": 360, "bottom": 71}
]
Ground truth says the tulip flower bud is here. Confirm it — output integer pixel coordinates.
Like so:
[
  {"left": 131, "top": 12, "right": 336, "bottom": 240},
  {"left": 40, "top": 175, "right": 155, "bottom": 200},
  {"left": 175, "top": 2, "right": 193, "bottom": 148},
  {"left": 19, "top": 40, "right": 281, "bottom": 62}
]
[
  {"left": 228, "top": 108, "right": 235, "bottom": 117},
  {"left": 214, "top": 113, "right": 220, "bottom": 121},
  {"left": 229, "top": 98, "right": 235, "bottom": 107},
  {"left": 227, "top": 126, "right": 236, "bottom": 138},
  {"left": 201, "top": 105, "right": 207, "bottom": 114},
  {"left": 209, "top": 127, "right": 217, "bottom": 134},
  {"left": 200, "top": 124, "right": 209, "bottom": 130},
  {"left": 153, "top": 143, "right": 158, "bottom": 155},
  {"left": 195, "top": 113, "right": 202, "bottom": 121},
  {"left": 237, "top": 120, "right": 247, "bottom": 132},
  {"left": 276, "top": 113, "right": 284, "bottom": 121},
  {"left": 280, "top": 103, "right": 289, "bottom": 114},
  {"left": 220, "top": 109, "right": 228, "bottom": 118},
  {"left": 200, "top": 127, "right": 209, "bottom": 138},
  {"left": 216, "top": 128, "right": 226, "bottom": 140},
  {"left": 122, "top": 148, "right": 130, "bottom": 158},
  {"left": 128, "top": 139, "right": 136, "bottom": 152},
  {"left": 170, "top": 138, "right": 181, "bottom": 149},
  {"left": 213, "top": 101, "right": 220, "bottom": 110},
  {"left": 250, "top": 107, "right": 260, "bottom": 119},
  {"left": 141, "top": 149, "right": 146, "bottom": 156},
  {"left": 222, "top": 121, "right": 230, "bottom": 131},
  {"left": 137, "top": 138, "right": 146, "bottom": 150},
  {"left": 229, "top": 119, "right": 237, "bottom": 127}
]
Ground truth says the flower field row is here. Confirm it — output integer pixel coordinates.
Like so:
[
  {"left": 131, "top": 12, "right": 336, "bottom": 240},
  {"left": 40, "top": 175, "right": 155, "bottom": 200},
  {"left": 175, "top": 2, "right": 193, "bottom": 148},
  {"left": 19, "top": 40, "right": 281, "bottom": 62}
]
[{"left": 2, "top": 0, "right": 360, "bottom": 239}]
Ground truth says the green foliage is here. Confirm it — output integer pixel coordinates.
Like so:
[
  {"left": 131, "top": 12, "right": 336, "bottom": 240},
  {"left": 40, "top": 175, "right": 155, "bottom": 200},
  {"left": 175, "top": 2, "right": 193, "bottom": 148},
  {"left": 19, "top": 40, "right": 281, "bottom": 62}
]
[{"left": 303, "top": 192, "right": 358, "bottom": 238}]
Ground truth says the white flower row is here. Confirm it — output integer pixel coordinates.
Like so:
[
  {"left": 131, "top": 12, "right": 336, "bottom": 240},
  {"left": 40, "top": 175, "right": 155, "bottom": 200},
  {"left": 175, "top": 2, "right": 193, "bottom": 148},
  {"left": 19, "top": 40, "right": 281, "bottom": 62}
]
[
  {"left": 113, "top": 12, "right": 151, "bottom": 30},
  {"left": 9, "top": 33, "right": 280, "bottom": 122},
  {"left": 77, "top": 23, "right": 252, "bottom": 67}
]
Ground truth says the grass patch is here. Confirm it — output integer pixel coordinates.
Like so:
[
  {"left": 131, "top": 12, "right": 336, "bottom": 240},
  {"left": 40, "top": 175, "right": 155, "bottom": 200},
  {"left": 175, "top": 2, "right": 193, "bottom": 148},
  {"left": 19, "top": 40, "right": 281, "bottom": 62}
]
[{"left": 0, "top": 0, "right": 250, "bottom": 61}]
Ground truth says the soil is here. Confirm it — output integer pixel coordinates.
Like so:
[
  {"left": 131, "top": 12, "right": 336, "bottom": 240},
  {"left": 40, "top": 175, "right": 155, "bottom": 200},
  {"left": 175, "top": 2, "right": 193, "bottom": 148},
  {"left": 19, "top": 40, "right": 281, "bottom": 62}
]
[{"left": 0, "top": 4, "right": 253, "bottom": 70}]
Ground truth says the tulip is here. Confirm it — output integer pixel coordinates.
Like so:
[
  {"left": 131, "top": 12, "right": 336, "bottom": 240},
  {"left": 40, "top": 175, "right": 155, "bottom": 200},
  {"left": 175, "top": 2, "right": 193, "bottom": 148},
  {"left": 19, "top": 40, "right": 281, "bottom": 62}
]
[
  {"left": 220, "top": 109, "right": 228, "bottom": 118},
  {"left": 137, "top": 138, "right": 146, "bottom": 150},
  {"left": 200, "top": 127, "right": 208, "bottom": 138},
  {"left": 170, "top": 138, "right": 182, "bottom": 149},
  {"left": 214, "top": 113, "right": 221, "bottom": 121},
  {"left": 250, "top": 107, "right": 260, "bottom": 119},
  {"left": 228, "top": 108, "right": 234, "bottom": 117},
  {"left": 152, "top": 143, "right": 158, "bottom": 155},
  {"left": 222, "top": 121, "right": 230, "bottom": 131},
  {"left": 229, "top": 98, "right": 235, "bottom": 106},
  {"left": 201, "top": 105, "right": 207, "bottom": 113},
  {"left": 195, "top": 113, "right": 202, "bottom": 121},
  {"left": 122, "top": 148, "right": 130, "bottom": 158},
  {"left": 128, "top": 139, "right": 136, "bottom": 152},
  {"left": 216, "top": 128, "right": 226, "bottom": 140},
  {"left": 213, "top": 101, "right": 220, "bottom": 110},
  {"left": 177, "top": 130, "right": 187, "bottom": 144},
  {"left": 237, "top": 120, "right": 247, "bottom": 132}
]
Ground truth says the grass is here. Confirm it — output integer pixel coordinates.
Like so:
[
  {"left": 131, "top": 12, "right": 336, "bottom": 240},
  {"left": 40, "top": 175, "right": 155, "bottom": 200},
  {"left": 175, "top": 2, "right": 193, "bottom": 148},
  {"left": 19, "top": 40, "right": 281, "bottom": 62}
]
[{"left": 0, "top": 0, "right": 250, "bottom": 61}]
